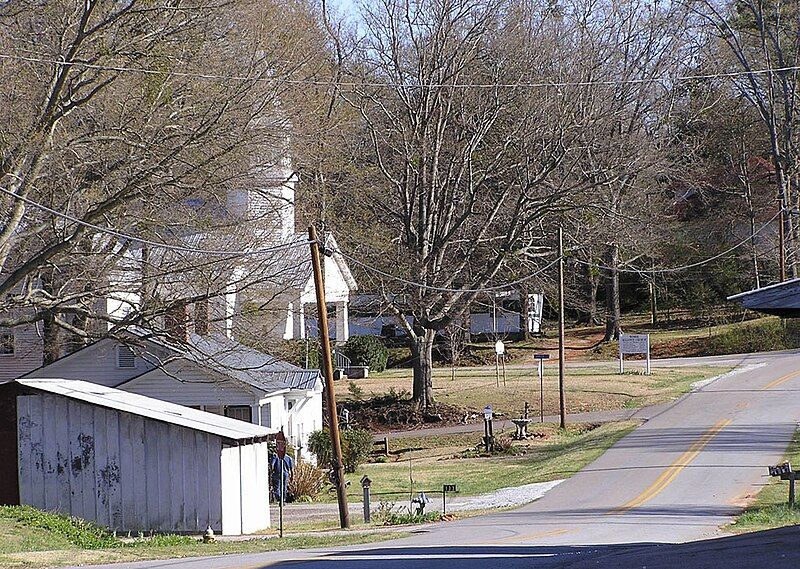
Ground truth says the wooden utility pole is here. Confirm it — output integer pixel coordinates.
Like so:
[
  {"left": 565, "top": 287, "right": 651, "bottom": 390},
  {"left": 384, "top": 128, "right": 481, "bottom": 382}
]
[
  {"left": 558, "top": 226, "right": 566, "bottom": 429},
  {"left": 308, "top": 226, "right": 350, "bottom": 529}
]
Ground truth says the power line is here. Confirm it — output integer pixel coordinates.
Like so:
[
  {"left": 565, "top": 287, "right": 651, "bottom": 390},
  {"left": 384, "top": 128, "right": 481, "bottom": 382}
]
[
  {"left": 572, "top": 211, "right": 780, "bottom": 275},
  {"left": 3, "top": 52, "right": 800, "bottom": 89},
  {"left": 1, "top": 186, "right": 782, "bottom": 287},
  {"left": 333, "top": 248, "right": 559, "bottom": 293},
  {"left": 0, "top": 186, "right": 311, "bottom": 256}
]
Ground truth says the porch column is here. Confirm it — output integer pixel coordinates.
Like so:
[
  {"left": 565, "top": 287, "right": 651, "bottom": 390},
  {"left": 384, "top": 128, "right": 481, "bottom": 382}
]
[
  {"left": 335, "top": 301, "right": 349, "bottom": 345},
  {"left": 292, "top": 300, "right": 306, "bottom": 340}
]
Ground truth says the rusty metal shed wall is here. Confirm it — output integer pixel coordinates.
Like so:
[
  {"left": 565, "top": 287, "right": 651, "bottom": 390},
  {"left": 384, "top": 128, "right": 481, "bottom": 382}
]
[{"left": 17, "top": 393, "right": 224, "bottom": 533}]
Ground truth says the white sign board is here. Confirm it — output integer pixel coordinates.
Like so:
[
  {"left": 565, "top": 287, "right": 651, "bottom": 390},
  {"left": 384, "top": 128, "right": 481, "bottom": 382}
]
[
  {"left": 619, "top": 333, "right": 649, "bottom": 354},
  {"left": 527, "top": 293, "right": 544, "bottom": 334},
  {"left": 618, "top": 333, "right": 651, "bottom": 375},
  {"left": 494, "top": 340, "right": 505, "bottom": 355}
]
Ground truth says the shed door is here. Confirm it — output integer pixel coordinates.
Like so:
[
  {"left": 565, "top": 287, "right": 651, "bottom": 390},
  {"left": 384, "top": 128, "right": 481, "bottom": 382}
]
[{"left": 0, "top": 392, "right": 19, "bottom": 504}]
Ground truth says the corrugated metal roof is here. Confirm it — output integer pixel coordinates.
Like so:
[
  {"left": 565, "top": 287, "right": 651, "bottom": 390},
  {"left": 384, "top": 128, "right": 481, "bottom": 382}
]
[
  {"left": 727, "top": 278, "right": 800, "bottom": 317},
  {"left": 122, "top": 328, "right": 321, "bottom": 394},
  {"left": 14, "top": 378, "right": 275, "bottom": 441}
]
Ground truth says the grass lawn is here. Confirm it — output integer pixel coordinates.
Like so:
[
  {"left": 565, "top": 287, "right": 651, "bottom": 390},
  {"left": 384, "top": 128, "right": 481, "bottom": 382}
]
[
  {"left": 340, "top": 365, "right": 728, "bottom": 419},
  {"left": 338, "top": 421, "right": 637, "bottom": 501},
  {"left": 0, "top": 507, "right": 406, "bottom": 569},
  {"left": 728, "top": 431, "right": 800, "bottom": 534}
]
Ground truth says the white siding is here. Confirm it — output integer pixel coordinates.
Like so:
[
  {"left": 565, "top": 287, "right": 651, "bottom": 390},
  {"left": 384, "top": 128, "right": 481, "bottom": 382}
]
[
  {"left": 220, "top": 445, "right": 241, "bottom": 535},
  {"left": 0, "top": 323, "right": 43, "bottom": 381},
  {"left": 300, "top": 255, "right": 349, "bottom": 304},
  {"left": 24, "top": 339, "right": 158, "bottom": 386},
  {"left": 120, "top": 364, "right": 258, "bottom": 408},
  {"left": 17, "top": 393, "right": 225, "bottom": 533},
  {"left": 286, "top": 391, "right": 323, "bottom": 461},
  {"left": 220, "top": 442, "right": 270, "bottom": 535}
]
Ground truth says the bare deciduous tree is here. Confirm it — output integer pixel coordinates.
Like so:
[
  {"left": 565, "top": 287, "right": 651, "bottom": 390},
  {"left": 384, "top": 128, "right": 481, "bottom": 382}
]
[
  {"left": 337, "top": 0, "right": 587, "bottom": 410},
  {"left": 0, "top": 0, "right": 334, "bottom": 358}
]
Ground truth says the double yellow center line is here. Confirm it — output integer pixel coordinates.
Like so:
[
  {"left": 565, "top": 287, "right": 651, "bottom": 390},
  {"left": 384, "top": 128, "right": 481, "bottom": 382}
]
[
  {"left": 607, "top": 368, "right": 800, "bottom": 516},
  {"left": 609, "top": 418, "right": 732, "bottom": 515},
  {"left": 761, "top": 369, "right": 800, "bottom": 390}
]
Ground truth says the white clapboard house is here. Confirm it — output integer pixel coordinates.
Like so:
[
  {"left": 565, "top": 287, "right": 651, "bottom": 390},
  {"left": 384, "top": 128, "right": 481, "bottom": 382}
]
[{"left": 22, "top": 328, "right": 323, "bottom": 458}]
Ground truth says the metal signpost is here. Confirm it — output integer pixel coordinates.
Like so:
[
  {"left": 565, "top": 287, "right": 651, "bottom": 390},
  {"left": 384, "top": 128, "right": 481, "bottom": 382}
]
[
  {"left": 275, "top": 431, "right": 287, "bottom": 538},
  {"left": 618, "top": 333, "right": 651, "bottom": 375},
  {"left": 534, "top": 354, "right": 550, "bottom": 422}
]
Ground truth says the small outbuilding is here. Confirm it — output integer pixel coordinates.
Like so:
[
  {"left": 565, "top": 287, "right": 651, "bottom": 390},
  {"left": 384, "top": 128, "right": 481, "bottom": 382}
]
[{"left": 0, "top": 378, "right": 274, "bottom": 535}]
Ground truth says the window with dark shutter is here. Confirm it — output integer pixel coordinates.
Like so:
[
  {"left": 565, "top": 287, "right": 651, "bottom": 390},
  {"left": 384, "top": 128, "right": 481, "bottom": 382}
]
[
  {"left": 224, "top": 406, "right": 252, "bottom": 423},
  {"left": 0, "top": 333, "right": 13, "bottom": 355}
]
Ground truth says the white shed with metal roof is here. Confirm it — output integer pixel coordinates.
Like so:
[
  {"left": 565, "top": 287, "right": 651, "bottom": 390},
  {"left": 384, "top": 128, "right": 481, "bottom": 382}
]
[{"left": 0, "top": 378, "right": 274, "bottom": 535}]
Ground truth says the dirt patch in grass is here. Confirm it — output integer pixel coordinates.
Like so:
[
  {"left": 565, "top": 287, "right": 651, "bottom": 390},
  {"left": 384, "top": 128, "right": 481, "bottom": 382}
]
[{"left": 342, "top": 391, "right": 468, "bottom": 430}]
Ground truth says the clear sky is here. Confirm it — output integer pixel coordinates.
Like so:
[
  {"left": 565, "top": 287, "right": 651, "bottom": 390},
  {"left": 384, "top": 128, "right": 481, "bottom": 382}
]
[{"left": 329, "top": 0, "right": 359, "bottom": 19}]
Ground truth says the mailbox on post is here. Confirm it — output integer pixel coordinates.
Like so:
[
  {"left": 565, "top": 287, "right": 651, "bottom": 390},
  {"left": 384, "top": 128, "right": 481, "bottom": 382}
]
[
  {"left": 360, "top": 475, "right": 372, "bottom": 523},
  {"left": 768, "top": 462, "right": 798, "bottom": 507},
  {"left": 442, "top": 484, "right": 458, "bottom": 516},
  {"left": 482, "top": 405, "right": 494, "bottom": 452}
]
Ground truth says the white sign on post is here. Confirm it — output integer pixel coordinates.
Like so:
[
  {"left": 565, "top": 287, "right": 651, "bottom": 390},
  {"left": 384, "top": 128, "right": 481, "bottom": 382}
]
[
  {"left": 618, "top": 333, "right": 651, "bottom": 375},
  {"left": 494, "top": 340, "right": 505, "bottom": 355}
]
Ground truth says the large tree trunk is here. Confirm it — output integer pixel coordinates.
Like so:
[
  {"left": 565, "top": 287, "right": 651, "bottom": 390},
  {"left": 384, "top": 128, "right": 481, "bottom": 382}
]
[
  {"left": 576, "top": 262, "right": 600, "bottom": 325},
  {"left": 410, "top": 329, "right": 436, "bottom": 412},
  {"left": 42, "top": 311, "right": 62, "bottom": 364},
  {"left": 790, "top": 177, "right": 799, "bottom": 279},
  {"left": 649, "top": 280, "right": 657, "bottom": 325},
  {"left": 603, "top": 243, "right": 622, "bottom": 342}
]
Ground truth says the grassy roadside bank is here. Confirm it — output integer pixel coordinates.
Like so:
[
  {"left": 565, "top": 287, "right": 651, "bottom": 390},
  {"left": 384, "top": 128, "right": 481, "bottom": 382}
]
[
  {"left": 0, "top": 507, "right": 405, "bottom": 569},
  {"left": 337, "top": 421, "right": 638, "bottom": 501},
  {"left": 728, "top": 431, "right": 800, "bottom": 534}
]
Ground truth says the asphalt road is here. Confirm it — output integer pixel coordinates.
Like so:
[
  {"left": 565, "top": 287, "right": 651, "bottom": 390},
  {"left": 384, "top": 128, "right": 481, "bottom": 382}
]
[{"left": 71, "top": 351, "right": 800, "bottom": 568}]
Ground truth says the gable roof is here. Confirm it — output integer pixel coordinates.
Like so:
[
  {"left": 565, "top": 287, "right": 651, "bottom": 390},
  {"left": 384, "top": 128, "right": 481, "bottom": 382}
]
[
  {"left": 121, "top": 329, "right": 321, "bottom": 393},
  {"left": 727, "top": 278, "right": 800, "bottom": 317},
  {"left": 10, "top": 378, "right": 274, "bottom": 441},
  {"left": 267, "top": 232, "right": 357, "bottom": 292}
]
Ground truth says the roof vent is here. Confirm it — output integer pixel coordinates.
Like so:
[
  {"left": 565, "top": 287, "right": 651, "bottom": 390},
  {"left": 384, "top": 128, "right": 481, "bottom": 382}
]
[{"left": 117, "top": 345, "right": 136, "bottom": 368}]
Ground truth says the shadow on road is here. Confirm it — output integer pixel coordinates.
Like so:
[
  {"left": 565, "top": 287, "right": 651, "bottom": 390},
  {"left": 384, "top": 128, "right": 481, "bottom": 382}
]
[
  {"left": 606, "top": 422, "right": 793, "bottom": 454},
  {"left": 259, "top": 525, "right": 800, "bottom": 568}
]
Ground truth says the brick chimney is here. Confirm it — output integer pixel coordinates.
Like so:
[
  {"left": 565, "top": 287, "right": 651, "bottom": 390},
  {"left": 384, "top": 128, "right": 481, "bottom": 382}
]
[
  {"left": 194, "top": 298, "right": 210, "bottom": 336},
  {"left": 165, "top": 300, "right": 189, "bottom": 342}
]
